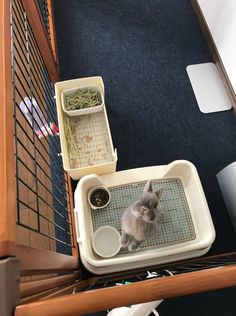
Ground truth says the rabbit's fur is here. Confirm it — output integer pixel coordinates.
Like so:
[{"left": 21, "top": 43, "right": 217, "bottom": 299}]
[{"left": 121, "top": 181, "right": 164, "bottom": 251}]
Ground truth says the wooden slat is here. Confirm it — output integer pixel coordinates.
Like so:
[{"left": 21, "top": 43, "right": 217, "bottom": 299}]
[
  {"left": 0, "top": 241, "right": 79, "bottom": 274},
  {"left": 21, "top": 273, "right": 80, "bottom": 298},
  {"left": 39, "top": 280, "right": 89, "bottom": 300},
  {"left": 192, "top": 0, "right": 236, "bottom": 109},
  {"left": 46, "top": 0, "right": 58, "bottom": 65},
  {"left": 0, "top": 0, "right": 17, "bottom": 242},
  {"left": 20, "top": 280, "right": 89, "bottom": 304},
  {"left": 15, "top": 265, "right": 236, "bottom": 316},
  {"left": 21, "top": 0, "right": 59, "bottom": 84}
]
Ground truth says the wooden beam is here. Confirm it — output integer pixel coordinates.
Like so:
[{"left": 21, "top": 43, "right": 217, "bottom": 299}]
[
  {"left": 19, "top": 280, "right": 89, "bottom": 304},
  {"left": 21, "top": 273, "right": 80, "bottom": 298},
  {"left": 39, "top": 280, "right": 89, "bottom": 300},
  {"left": 15, "top": 265, "right": 236, "bottom": 316},
  {"left": 46, "top": 0, "right": 58, "bottom": 65},
  {"left": 20, "top": 280, "right": 89, "bottom": 303},
  {"left": 0, "top": 241, "right": 79, "bottom": 274},
  {"left": 21, "top": 0, "right": 59, "bottom": 84},
  {"left": 0, "top": 0, "right": 17, "bottom": 242}
]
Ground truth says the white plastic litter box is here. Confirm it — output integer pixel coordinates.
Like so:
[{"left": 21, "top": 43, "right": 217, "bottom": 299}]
[{"left": 74, "top": 160, "right": 215, "bottom": 274}]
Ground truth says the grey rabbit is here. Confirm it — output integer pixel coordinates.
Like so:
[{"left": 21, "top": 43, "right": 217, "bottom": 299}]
[{"left": 121, "top": 180, "right": 164, "bottom": 251}]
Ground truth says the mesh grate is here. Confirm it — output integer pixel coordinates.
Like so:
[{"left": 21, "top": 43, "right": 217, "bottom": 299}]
[
  {"left": 11, "top": 0, "right": 74, "bottom": 254},
  {"left": 92, "top": 179, "right": 196, "bottom": 252},
  {"left": 37, "top": 0, "right": 50, "bottom": 40},
  {"left": 67, "top": 110, "right": 114, "bottom": 168}
]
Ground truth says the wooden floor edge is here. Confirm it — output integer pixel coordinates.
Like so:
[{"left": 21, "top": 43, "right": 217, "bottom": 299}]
[
  {"left": 0, "top": 241, "right": 79, "bottom": 272},
  {"left": 15, "top": 264, "right": 236, "bottom": 316}
]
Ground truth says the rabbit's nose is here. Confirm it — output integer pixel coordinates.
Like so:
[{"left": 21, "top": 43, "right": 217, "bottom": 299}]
[{"left": 141, "top": 206, "right": 148, "bottom": 214}]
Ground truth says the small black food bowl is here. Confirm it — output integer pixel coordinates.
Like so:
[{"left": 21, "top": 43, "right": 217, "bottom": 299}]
[{"left": 88, "top": 186, "right": 111, "bottom": 209}]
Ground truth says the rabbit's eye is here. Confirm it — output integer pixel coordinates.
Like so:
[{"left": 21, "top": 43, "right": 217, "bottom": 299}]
[{"left": 153, "top": 203, "right": 157, "bottom": 208}]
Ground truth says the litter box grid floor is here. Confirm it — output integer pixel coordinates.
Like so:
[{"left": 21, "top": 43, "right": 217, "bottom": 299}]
[
  {"left": 91, "top": 179, "right": 196, "bottom": 253},
  {"left": 68, "top": 110, "right": 113, "bottom": 168}
]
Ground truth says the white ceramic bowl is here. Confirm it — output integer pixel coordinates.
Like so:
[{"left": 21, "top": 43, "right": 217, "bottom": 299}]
[
  {"left": 61, "top": 85, "right": 104, "bottom": 116},
  {"left": 92, "top": 226, "right": 121, "bottom": 258},
  {"left": 88, "top": 185, "right": 111, "bottom": 210}
]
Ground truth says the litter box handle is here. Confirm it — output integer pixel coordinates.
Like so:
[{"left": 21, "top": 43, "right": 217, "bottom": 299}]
[{"left": 73, "top": 208, "right": 82, "bottom": 244}]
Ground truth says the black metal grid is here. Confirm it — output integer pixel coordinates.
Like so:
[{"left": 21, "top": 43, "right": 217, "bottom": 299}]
[
  {"left": 10, "top": 0, "right": 73, "bottom": 255},
  {"left": 37, "top": 0, "right": 50, "bottom": 39}
]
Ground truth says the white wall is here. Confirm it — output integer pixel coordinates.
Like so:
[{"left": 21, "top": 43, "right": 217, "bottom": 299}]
[{"left": 198, "top": 0, "right": 236, "bottom": 93}]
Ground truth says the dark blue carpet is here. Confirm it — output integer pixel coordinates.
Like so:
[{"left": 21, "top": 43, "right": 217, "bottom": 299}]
[{"left": 53, "top": 0, "right": 236, "bottom": 314}]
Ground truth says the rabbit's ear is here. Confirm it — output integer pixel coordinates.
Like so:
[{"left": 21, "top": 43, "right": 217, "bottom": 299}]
[
  {"left": 143, "top": 180, "right": 152, "bottom": 194},
  {"left": 155, "top": 187, "right": 164, "bottom": 201}
]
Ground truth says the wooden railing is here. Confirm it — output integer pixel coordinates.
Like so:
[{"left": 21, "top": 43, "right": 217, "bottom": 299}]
[
  {"left": 15, "top": 264, "right": 236, "bottom": 316},
  {"left": 46, "top": 0, "right": 58, "bottom": 65},
  {"left": 0, "top": 0, "right": 79, "bottom": 307},
  {"left": 0, "top": 0, "right": 17, "bottom": 244}
]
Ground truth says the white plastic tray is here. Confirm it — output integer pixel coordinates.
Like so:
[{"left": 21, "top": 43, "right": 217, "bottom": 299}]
[
  {"left": 61, "top": 85, "right": 104, "bottom": 116},
  {"left": 55, "top": 76, "right": 117, "bottom": 180},
  {"left": 74, "top": 160, "right": 215, "bottom": 274},
  {"left": 186, "top": 63, "right": 232, "bottom": 113}
]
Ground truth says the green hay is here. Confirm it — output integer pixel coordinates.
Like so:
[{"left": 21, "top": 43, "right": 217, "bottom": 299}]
[{"left": 63, "top": 87, "right": 102, "bottom": 111}]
